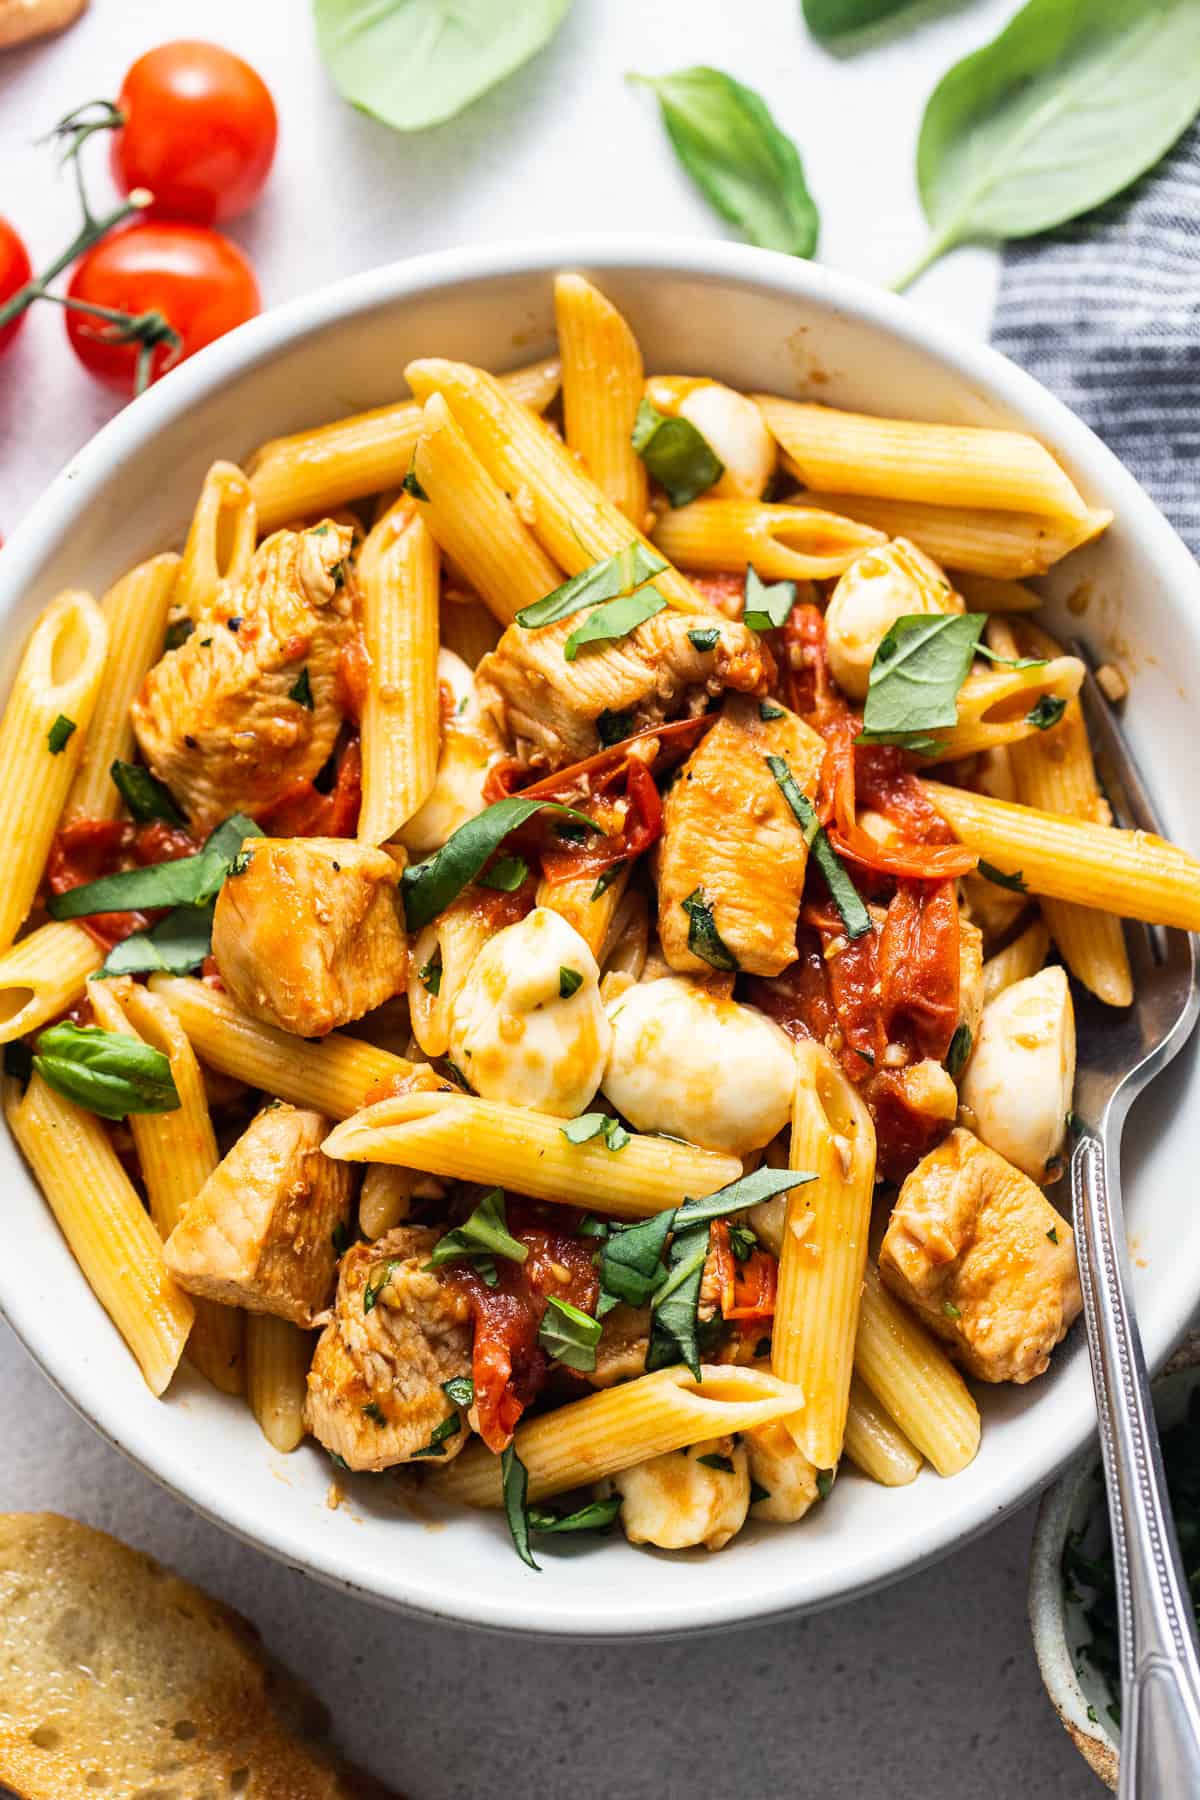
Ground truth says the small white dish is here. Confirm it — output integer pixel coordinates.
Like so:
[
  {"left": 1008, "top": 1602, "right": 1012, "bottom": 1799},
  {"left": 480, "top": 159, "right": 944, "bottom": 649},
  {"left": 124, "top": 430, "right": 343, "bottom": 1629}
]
[{"left": 2, "top": 239, "right": 1199, "bottom": 1636}]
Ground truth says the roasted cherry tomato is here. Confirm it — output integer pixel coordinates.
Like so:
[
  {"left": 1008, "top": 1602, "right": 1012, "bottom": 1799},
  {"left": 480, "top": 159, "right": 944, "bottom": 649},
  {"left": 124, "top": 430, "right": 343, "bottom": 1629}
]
[
  {"left": 111, "top": 40, "right": 277, "bottom": 225},
  {"left": 65, "top": 220, "right": 260, "bottom": 391},
  {"left": 0, "top": 217, "right": 33, "bottom": 354}
]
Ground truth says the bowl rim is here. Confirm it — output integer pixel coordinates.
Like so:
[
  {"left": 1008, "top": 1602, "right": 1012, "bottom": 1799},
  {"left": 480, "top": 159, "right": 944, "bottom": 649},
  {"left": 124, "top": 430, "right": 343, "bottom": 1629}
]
[{"left": 4, "top": 235, "right": 1200, "bottom": 1638}]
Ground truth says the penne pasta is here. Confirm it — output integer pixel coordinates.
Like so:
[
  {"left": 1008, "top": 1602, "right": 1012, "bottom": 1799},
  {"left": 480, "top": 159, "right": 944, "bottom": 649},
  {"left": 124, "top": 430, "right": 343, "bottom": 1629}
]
[
  {"left": 773, "top": 1043, "right": 876, "bottom": 1471},
  {"left": 842, "top": 1375, "right": 923, "bottom": 1487},
  {"left": 63, "top": 553, "right": 179, "bottom": 823},
  {"left": 5, "top": 1073, "right": 193, "bottom": 1396},
  {"left": 854, "top": 1264, "right": 980, "bottom": 1478},
  {"left": 0, "top": 589, "right": 107, "bottom": 953},
  {"left": 147, "top": 975, "right": 411, "bottom": 1116},
  {"left": 246, "top": 357, "right": 562, "bottom": 534},
  {"left": 404, "top": 357, "right": 711, "bottom": 615},
  {"left": 535, "top": 863, "right": 631, "bottom": 960},
  {"left": 438, "top": 592, "right": 504, "bottom": 668},
  {"left": 321, "top": 1091, "right": 742, "bottom": 1219},
  {"left": 357, "top": 501, "right": 440, "bottom": 844},
  {"left": 406, "top": 899, "right": 495, "bottom": 1059},
  {"left": 754, "top": 397, "right": 1092, "bottom": 522},
  {"left": 912, "top": 656, "right": 1085, "bottom": 765},
  {"left": 412, "top": 392, "right": 563, "bottom": 625},
  {"left": 432, "top": 1364, "right": 807, "bottom": 1505},
  {"left": 173, "top": 461, "right": 256, "bottom": 619},
  {"left": 951, "top": 571, "right": 1043, "bottom": 614},
  {"left": 650, "top": 497, "right": 886, "bottom": 582},
  {"left": 245, "top": 1312, "right": 311, "bottom": 1453},
  {"left": 358, "top": 1163, "right": 419, "bottom": 1240},
  {"left": 0, "top": 922, "right": 104, "bottom": 1044},
  {"left": 920, "top": 781, "right": 1200, "bottom": 931},
  {"left": 555, "top": 273, "right": 649, "bottom": 525},
  {"left": 981, "top": 916, "right": 1051, "bottom": 1004}
]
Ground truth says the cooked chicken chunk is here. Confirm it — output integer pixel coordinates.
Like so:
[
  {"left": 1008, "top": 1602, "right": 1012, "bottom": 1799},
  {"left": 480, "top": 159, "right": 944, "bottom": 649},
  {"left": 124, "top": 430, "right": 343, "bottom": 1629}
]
[
  {"left": 746, "top": 1420, "right": 820, "bottom": 1523},
  {"left": 656, "top": 697, "right": 825, "bottom": 977},
  {"left": 304, "top": 1226, "right": 473, "bottom": 1472},
  {"left": 476, "top": 608, "right": 772, "bottom": 768},
  {"left": 583, "top": 1304, "right": 650, "bottom": 1388},
  {"left": 132, "top": 522, "right": 353, "bottom": 830},
  {"left": 212, "top": 836, "right": 408, "bottom": 1038},
  {"left": 163, "top": 1103, "right": 352, "bottom": 1327},
  {"left": 614, "top": 1436, "right": 750, "bottom": 1551},
  {"left": 879, "top": 1127, "right": 1081, "bottom": 1384}
]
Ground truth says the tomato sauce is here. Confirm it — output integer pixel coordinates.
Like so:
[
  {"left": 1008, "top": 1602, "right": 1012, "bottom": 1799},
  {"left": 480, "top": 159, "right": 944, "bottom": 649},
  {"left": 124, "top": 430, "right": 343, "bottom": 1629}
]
[
  {"left": 46, "top": 817, "right": 198, "bottom": 948},
  {"left": 256, "top": 736, "right": 362, "bottom": 837}
]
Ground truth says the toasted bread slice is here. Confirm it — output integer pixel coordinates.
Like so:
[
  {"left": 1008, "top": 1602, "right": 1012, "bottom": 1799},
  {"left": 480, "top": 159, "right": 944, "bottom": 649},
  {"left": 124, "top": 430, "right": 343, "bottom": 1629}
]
[{"left": 0, "top": 1512, "right": 398, "bottom": 1799}]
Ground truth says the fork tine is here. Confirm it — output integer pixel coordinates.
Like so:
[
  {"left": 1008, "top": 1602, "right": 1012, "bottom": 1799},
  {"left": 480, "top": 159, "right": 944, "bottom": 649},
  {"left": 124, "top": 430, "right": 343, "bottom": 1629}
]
[{"left": 1070, "top": 640, "right": 1170, "bottom": 839}]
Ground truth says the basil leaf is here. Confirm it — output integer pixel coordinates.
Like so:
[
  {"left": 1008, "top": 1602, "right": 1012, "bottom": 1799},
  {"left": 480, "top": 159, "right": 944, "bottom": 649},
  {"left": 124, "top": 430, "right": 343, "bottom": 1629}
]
[
  {"left": 47, "top": 714, "right": 76, "bottom": 755},
  {"left": 942, "top": 1300, "right": 962, "bottom": 1321},
  {"left": 110, "top": 760, "right": 186, "bottom": 826},
  {"left": 418, "top": 953, "right": 443, "bottom": 995},
  {"left": 673, "top": 1164, "right": 815, "bottom": 1232},
  {"left": 632, "top": 66, "right": 819, "bottom": 257},
  {"left": 401, "top": 464, "right": 429, "bottom": 502},
  {"left": 946, "top": 1023, "right": 973, "bottom": 1079},
  {"left": 527, "top": 1497, "right": 621, "bottom": 1534},
  {"left": 97, "top": 901, "right": 216, "bottom": 978},
  {"left": 537, "top": 1295, "right": 602, "bottom": 1373},
  {"left": 289, "top": 667, "right": 314, "bottom": 709},
  {"left": 401, "top": 796, "right": 599, "bottom": 933},
  {"left": 858, "top": 613, "right": 986, "bottom": 745},
  {"left": 681, "top": 887, "right": 739, "bottom": 972},
  {"left": 596, "top": 707, "right": 636, "bottom": 748},
  {"left": 32, "top": 1022, "right": 180, "bottom": 1121},
  {"left": 728, "top": 1221, "right": 756, "bottom": 1261},
  {"left": 1027, "top": 694, "right": 1067, "bottom": 731},
  {"left": 590, "top": 863, "right": 625, "bottom": 902},
  {"left": 974, "top": 644, "right": 1048, "bottom": 671},
  {"left": 646, "top": 1221, "right": 710, "bottom": 1379},
  {"left": 558, "top": 967, "right": 583, "bottom": 999},
  {"left": 742, "top": 567, "right": 796, "bottom": 633},
  {"left": 602, "top": 1116, "right": 630, "bottom": 1153},
  {"left": 759, "top": 701, "right": 785, "bottom": 721},
  {"left": 443, "top": 1375, "right": 474, "bottom": 1407},
  {"left": 411, "top": 1411, "right": 463, "bottom": 1458},
  {"left": 560, "top": 1111, "right": 628, "bottom": 1152},
  {"left": 599, "top": 1211, "right": 673, "bottom": 1309},
  {"left": 764, "top": 756, "right": 871, "bottom": 942},
  {"left": 163, "top": 617, "right": 193, "bottom": 652},
  {"left": 802, "top": 0, "right": 917, "bottom": 37},
  {"left": 977, "top": 859, "right": 1027, "bottom": 893},
  {"left": 631, "top": 398, "right": 724, "bottom": 507},
  {"left": 898, "top": 0, "right": 1200, "bottom": 290},
  {"left": 516, "top": 544, "right": 667, "bottom": 630},
  {"left": 363, "top": 1257, "right": 400, "bottom": 1314},
  {"left": 501, "top": 1441, "right": 539, "bottom": 1570},
  {"left": 425, "top": 1188, "right": 528, "bottom": 1276},
  {"left": 688, "top": 627, "right": 721, "bottom": 653},
  {"left": 816, "top": 1467, "right": 835, "bottom": 1499},
  {"left": 47, "top": 813, "right": 263, "bottom": 920},
  {"left": 563, "top": 589, "right": 666, "bottom": 661},
  {"left": 478, "top": 854, "right": 529, "bottom": 892}
]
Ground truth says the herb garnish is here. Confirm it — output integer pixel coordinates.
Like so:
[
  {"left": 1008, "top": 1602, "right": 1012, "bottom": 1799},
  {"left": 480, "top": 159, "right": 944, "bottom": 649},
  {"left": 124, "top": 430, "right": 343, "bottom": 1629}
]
[
  {"left": 946, "top": 1024, "right": 973, "bottom": 1080},
  {"left": 537, "top": 1295, "right": 602, "bottom": 1373},
  {"left": 47, "top": 714, "right": 76, "bottom": 755},
  {"left": 515, "top": 544, "right": 667, "bottom": 630},
  {"left": 478, "top": 854, "right": 529, "bottom": 892},
  {"left": 401, "top": 796, "right": 599, "bottom": 933},
  {"left": 563, "top": 589, "right": 666, "bottom": 661},
  {"left": 288, "top": 667, "right": 314, "bottom": 709},
  {"left": 401, "top": 463, "right": 429, "bottom": 502},
  {"left": 943, "top": 1300, "right": 963, "bottom": 1321},
  {"left": 425, "top": 1189, "right": 527, "bottom": 1284},
  {"left": 856, "top": 612, "right": 986, "bottom": 750},
  {"left": 97, "top": 900, "right": 218, "bottom": 979},
  {"left": 597, "top": 707, "right": 636, "bottom": 747},
  {"left": 1027, "top": 694, "right": 1067, "bottom": 732},
  {"left": 1047, "top": 1227, "right": 1060, "bottom": 1246},
  {"left": 688, "top": 626, "right": 721, "bottom": 653},
  {"left": 526, "top": 1497, "right": 621, "bottom": 1535},
  {"left": 109, "top": 760, "right": 186, "bottom": 826},
  {"left": 560, "top": 1112, "right": 630, "bottom": 1153},
  {"left": 631, "top": 397, "right": 724, "bottom": 507},
  {"left": 418, "top": 953, "right": 443, "bottom": 996},
  {"left": 164, "top": 617, "right": 194, "bottom": 651},
  {"left": 443, "top": 1375, "right": 475, "bottom": 1408},
  {"left": 765, "top": 754, "right": 871, "bottom": 941},
  {"left": 411, "top": 1411, "right": 463, "bottom": 1458},
  {"left": 331, "top": 1220, "right": 352, "bottom": 1256},
  {"left": 48, "top": 813, "right": 263, "bottom": 920},
  {"left": 681, "top": 887, "right": 739, "bottom": 972},
  {"left": 558, "top": 966, "right": 583, "bottom": 1000},
  {"left": 742, "top": 567, "right": 796, "bottom": 633},
  {"left": 977, "top": 859, "right": 1027, "bottom": 893},
  {"left": 363, "top": 1258, "right": 400, "bottom": 1314},
  {"left": 591, "top": 863, "right": 625, "bottom": 902},
  {"left": 32, "top": 1022, "right": 181, "bottom": 1121},
  {"left": 501, "top": 1442, "right": 539, "bottom": 1570},
  {"left": 816, "top": 1468, "right": 835, "bottom": 1499},
  {"left": 362, "top": 1399, "right": 387, "bottom": 1425},
  {"left": 760, "top": 701, "right": 785, "bottom": 721}
]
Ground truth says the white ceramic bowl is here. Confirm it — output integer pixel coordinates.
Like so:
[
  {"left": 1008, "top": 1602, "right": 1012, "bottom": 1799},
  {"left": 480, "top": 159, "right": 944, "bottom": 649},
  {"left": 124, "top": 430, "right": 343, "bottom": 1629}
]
[{"left": 3, "top": 240, "right": 1199, "bottom": 1637}]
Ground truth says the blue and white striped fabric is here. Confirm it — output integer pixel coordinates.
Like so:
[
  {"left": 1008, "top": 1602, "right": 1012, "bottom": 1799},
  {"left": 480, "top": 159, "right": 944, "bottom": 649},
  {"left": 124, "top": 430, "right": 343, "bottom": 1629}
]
[{"left": 991, "top": 121, "right": 1200, "bottom": 559}]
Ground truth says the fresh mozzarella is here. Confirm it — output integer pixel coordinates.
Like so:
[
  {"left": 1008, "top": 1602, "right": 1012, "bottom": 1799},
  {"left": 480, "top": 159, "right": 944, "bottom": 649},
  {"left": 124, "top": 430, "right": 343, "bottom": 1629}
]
[
  {"left": 448, "top": 908, "right": 611, "bottom": 1117},
  {"left": 960, "top": 966, "right": 1075, "bottom": 1180},
  {"left": 677, "top": 383, "right": 777, "bottom": 501},
  {"left": 746, "top": 1419, "right": 820, "bottom": 1523},
  {"left": 397, "top": 649, "right": 503, "bottom": 858},
  {"left": 614, "top": 1436, "right": 749, "bottom": 1551},
  {"left": 603, "top": 976, "right": 795, "bottom": 1155},
  {"left": 823, "top": 537, "right": 961, "bottom": 700}
]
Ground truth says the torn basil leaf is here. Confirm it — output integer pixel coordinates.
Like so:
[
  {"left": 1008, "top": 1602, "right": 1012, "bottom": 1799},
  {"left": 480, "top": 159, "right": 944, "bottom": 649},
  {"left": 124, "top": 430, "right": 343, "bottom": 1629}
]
[
  {"left": 411, "top": 1411, "right": 463, "bottom": 1458},
  {"left": 288, "top": 666, "right": 314, "bottom": 709},
  {"left": 646, "top": 1220, "right": 710, "bottom": 1378},
  {"left": 418, "top": 953, "right": 443, "bottom": 995},
  {"left": 443, "top": 1376, "right": 474, "bottom": 1409},
  {"left": 599, "top": 1211, "right": 673, "bottom": 1310},
  {"left": 425, "top": 1188, "right": 528, "bottom": 1278},
  {"left": 47, "top": 714, "right": 76, "bottom": 755},
  {"left": 673, "top": 1164, "right": 815, "bottom": 1231},
  {"left": 527, "top": 1497, "right": 621, "bottom": 1534},
  {"left": 110, "top": 760, "right": 186, "bottom": 826},
  {"left": 1026, "top": 694, "right": 1067, "bottom": 731},
  {"left": 563, "top": 589, "right": 666, "bottom": 661},
  {"left": 47, "top": 813, "right": 263, "bottom": 921},
  {"left": 816, "top": 1467, "right": 835, "bottom": 1499},
  {"left": 946, "top": 1023, "right": 973, "bottom": 1079},
  {"left": 32, "top": 1022, "right": 180, "bottom": 1121},
  {"left": 742, "top": 566, "right": 796, "bottom": 633},
  {"left": 688, "top": 625, "right": 721, "bottom": 653},
  {"left": 765, "top": 755, "right": 871, "bottom": 941},
  {"left": 164, "top": 617, "right": 194, "bottom": 651},
  {"left": 977, "top": 859, "right": 1027, "bottom": 893},
  {"left": 97, "top": 900, "right": 216, "bottom": 979},
  {"left": 363, "top": 1257, "right": 400, "bottom": 1314},
  {"left": 857, "top": 612, "right": 985, "bottom": 747},
  {"left": 501, "top": 1441, "right": 539, "bottom": 1570},
  {"left": 632, "top": 398, "right": 724, "bottom": 507},
  {"left": 597, "top": 707, "right": 636, "bottom": 748},
  {"left": 515, "top": 544, "right": 667, "bottom": 630},
  {"left": 974, "top": 643, "right": 1048, "bottom": 671},
  {"left": 401, "top": 463, "right": 429, "bottom": 502},
  {"left": 590, "top": 863, "right": 625, "bottom": 902},
  {"left": 759, "top": 701, "right": 785, "bottom": 721},
  {"left": 478, "top": 854, "right": 529, "bottom": 892},
  {"left": 681, "top": 887, "right": 739, "bottom": 972},
  {"left": 401, "top": 796, "right": 599, "bottom": 933},
  {"left": 749, "top": 1477, "right": 771, "bottom": 1504},
  {"left": 537, "top": 1295, "right": 602, "bottom": 1373},
  {"left": 558, "top": 967, "right": 583, "bottom": 1000},
  {"left": 561, "top": 1111, "right": 629, "bottom": 1152}
]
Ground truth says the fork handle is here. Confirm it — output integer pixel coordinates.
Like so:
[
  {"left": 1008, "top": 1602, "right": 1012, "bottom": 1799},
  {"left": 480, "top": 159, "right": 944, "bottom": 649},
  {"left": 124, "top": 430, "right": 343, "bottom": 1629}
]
[{"left": 1072, "top": 1125, "right": 1200, "bottom": 1798}]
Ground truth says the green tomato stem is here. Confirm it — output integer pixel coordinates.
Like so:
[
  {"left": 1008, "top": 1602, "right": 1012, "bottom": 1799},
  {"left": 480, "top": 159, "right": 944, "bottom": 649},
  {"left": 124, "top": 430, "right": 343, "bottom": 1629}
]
[{"left": 0, "top": 188, "right": 152, "bottom": 333}]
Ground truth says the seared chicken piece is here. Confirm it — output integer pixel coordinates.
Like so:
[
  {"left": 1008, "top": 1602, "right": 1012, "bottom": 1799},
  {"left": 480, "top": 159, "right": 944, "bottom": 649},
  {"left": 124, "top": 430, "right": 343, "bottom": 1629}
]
[
  {"left": 132, "top": 522, "right": 353, "bottom": 830},
  {"left": 476, "top": 609, "right": 772, "bottom": 768},
  {"left": 879, "top": 1126, "right": 1081, "bottom": 1384},
  {"left": 304, "top": 1226, "right": 473, "bottom": 1472},
  {"left": 614, "top": 1435, "right": 750, "bottom": 1551},
  {"left": 583, "top": 1304, "right": 651, "bottom": 1388},
  {"left": 163, "top": 1103, "right": 352, "bottom": 1327},
  {"left": 656, "top": 696, "right": 825, "bottom": 977},
  {"left": 212, "top": 836, "right": 408, "bottom": 1038},
  {"left": 746, "top": 1419, "right": 819, "bottom": 1523}
]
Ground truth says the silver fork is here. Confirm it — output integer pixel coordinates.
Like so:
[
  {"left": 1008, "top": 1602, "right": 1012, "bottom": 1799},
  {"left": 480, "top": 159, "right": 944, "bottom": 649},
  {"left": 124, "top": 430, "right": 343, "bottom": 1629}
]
[{"left": 1069, "top": 644, "right": 1200, "bottom": 1797}]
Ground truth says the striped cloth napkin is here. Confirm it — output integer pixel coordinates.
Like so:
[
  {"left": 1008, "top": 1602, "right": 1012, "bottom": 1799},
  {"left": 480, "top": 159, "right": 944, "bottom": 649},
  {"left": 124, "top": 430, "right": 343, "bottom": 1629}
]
[{"left": 991, "top": 121, "right": 1200, "bottom": 559}]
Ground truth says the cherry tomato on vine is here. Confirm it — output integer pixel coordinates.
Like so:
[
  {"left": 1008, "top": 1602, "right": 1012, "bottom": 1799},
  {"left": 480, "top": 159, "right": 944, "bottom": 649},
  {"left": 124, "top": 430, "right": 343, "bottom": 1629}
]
[
  {"left": 111, "top": 41, "right": 277, "bottom": 226},
  {"left": 0, "top": 218, "right": 33, "bottom": 354},
  {"left": 65, "top": 221, "right": 260, "bottom": 392}
]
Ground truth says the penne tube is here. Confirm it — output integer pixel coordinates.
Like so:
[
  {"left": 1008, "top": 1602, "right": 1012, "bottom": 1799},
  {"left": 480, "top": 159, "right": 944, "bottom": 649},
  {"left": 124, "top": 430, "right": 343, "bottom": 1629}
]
[
  {"left": 982, "top": 916, "right": 1051, "bottom": 1004},
  {"left": 412, "top": 392, "right": 563, "bottom": 625},
  {"left": 432, "top": 1364, "right": 807, "bottom": 1505},
  {"left": 406, "top": 899, "right": 495, "bottom": 1059},
  {"left": 358, "top": 1163, "right": 419, "bottom": 1239},
  {"left": 0, "top": 922, "right": 104, "bottom": 1044},
  {"left": 555, "top": 273, "right": 649, "bottom": 525},
  {"left": 245, "top": 1313, "right": 311, "bottom": 1453},
  {"left": 321, "top": 1091, "right": 741, "bottom": 1219},
  {"left": 405, "top": 357, "right": 710, "bottom": 615},
  {"left": 854, "top": 1264, "right": 980, "bottom": 1478},
  {"left": 0, "top": 589, "right": 108, "bottom": 953},
  {"left": 88, "top": 979, "right": 244, "bottom": 1396},
  {"left": 173, "top": 461, "right": 256, "bottom": 619},
  {"left": 912, "top": 656, "right": 1085, "bottom": 765},
  {"left": 951, "top": 571, "right": 1043, "bottom": 614},
  {"left": 147, "top": 975, "right": 411, "bottom": 1116},
  {"left": 63, "top": 553, "right": 180, "bottom": 823},
  {"left": 754, "top": 396, "right": 1092, "bottom": 522},
  {"left": 919, "top": 782, "right": 1200, "bottom": 931},
  {"left": 650, "top": 497, "right": 885, "bottom": 582},
  {"left": 536, "top": 862, "right": 631, "bottom": 960},
  {"left": 773, "top": 1043, "right": 876, "bottom": 1470},
  {"left": 6, "top": 1073, "right": 193, "bottom": 1396},
  {"left": 439, "top": 592, "right": 504, "bottom": 668},
  {"left": 787, "top": 488, "right": 1112, "bottom": 581},
  {"left": 247, "top": 357, "right": 562, "bottom": 534},
  {"left": 357, "top": 501, "right": 440, "bottom": 843},
  {"left": 842, "top": 1375, "right": 923, "bottom": 1487}
]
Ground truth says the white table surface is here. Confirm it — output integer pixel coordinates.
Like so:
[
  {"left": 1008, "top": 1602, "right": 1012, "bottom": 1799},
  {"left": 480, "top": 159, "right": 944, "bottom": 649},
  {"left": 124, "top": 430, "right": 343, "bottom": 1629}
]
[{"left": 0, "top": 3, "right": 1097, "bottom": 1793}]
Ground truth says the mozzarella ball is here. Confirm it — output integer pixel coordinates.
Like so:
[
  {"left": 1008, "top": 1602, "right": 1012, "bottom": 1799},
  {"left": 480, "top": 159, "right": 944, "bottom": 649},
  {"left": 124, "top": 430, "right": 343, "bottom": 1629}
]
[
  {"left": 746, "top": 1419, "right": 820, "bottom": 1524},
  {"left": 614, "top": 1436, "right": 750, "bottom": 1551},
  {"left": 397, "top": 650, "right": 502, "bottom": 858},
  {"left": 960, "top": 966, "right": 1075, "bottom": 1180},
  {"left": 824, "top": 537, "right": 962, "bottom": 700},
  {"left": 677, "top": 383, "right": 777, "bottom": 501},
  {"left": 603, "top": 977, "right": 795, "bottom": 1155},
  {"left": 448, "top": 908, "right": 611, "bottom": 1117}
]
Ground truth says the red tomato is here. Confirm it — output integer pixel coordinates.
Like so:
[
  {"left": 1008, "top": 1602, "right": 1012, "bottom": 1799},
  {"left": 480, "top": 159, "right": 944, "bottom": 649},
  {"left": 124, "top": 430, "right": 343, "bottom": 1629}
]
[
  {"left": 0, "top": 217, "right": 32, "bottom": 354},
  {"left": 65, "top": 221, "right": 260, "bottom": 391},
  {"left": 111, "top": 41, "right": 277, "bottom": 225}
]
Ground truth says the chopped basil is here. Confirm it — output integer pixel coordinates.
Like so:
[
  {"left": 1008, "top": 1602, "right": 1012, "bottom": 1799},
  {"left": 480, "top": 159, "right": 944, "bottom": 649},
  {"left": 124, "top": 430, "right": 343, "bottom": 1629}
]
[
  {"left": 331, "top": 1219, "right": 352, "bottom": 1256},
  {"left": 759, "top": 701, "right": 785, "bottom": 721},
  {"left": 943, "top": 1300, "right": 963, "bottom": 1320},
  {"left": 590, "top": 863, "right": 625, "bottom": 902},
  {"left": 363, "top": 1257, "right": 400, "bottom": 1314},
  {"left": 3, "top": 1040, "right": 32, "bottom": 1085},
  {"left": 558, "top": 966, "right": 583, "bottom": 999},
  {"left": 515, "top": 544, "right": 667, "bottom": 631},
  {"left": 631, "top": 397, "right": 724, "bottom": 507},
  {"left": 977, "top": 859, "right": 1027, "bottom": 893},
  {"left": 688, "top": 626, "right": 721, "bottom": 653},
  {"left": 1047, "top": 1227, "right": 1060, "bottom": 1245},
  {"left": 32, "top": 1022, "right": 180, "bottom": 1121},
  {"left": 555, "top": 818, "right": 591, "bottom": 843},
  {"left": 681, "top": 887, "right": 739, "bottom": 972},
  {"left": 288, "top": 667, "right": 314, "bottom": 709},
  {"left": 47, "top": 714, "right": 77, "bottom": 755},
  {"left": 749, "top": 1478, "right": 771, "bottom": 1505},
  {"left": 563, "top": 588, "right": 666, "bottom": 661},
  {"left": 401, "top": 463, "right": 429, "bottom": 502},
  {"left": 443, "top": 1375, "right": 475, "bottom": 1408},
  {"left": 578, "top": 1215, "right": 609, "bottom": 1239},
  {"left": 109, "top": 759, "right": 186, "bottom": 826},
  {"left": 417, "top": 953, "right": 443, "bottom": 996},
  {"left": 501, "top": 1442, "right": 539, "bottom": 1570},
  {"left": 727, "top": 1222, "right": 757, "bottom": 1261},
  {"left": 164, "top": 617, "right": 194, "bottom": 651},
  {"left": 596, "top": 707, "right": 636, "bottom": 747},
  {"left": 646, "top": 1220, "right": 710, "bottom": 1377},
  {"left": 478, "top": 854, "right": 529, "bottom": 892},
  {"left": 411, "top": 1411, "right": 463, "bottom": 1458},
  {"left": 742, "top": 566, "right": 796, "bottom": 633},
  {"left": 362, "top": 1399, "right": 387, "bottom": 1425},
  {"left": 857, "top": 612, "right": 987, "bottom": 748},
  {"left": 401, "top": 796, "right": 599, "bottom": 934},
  {"left": 816, "top": 1468, "right": 835, "bottom": 1499},
  {"left": 599, "top": 1211, "right": 674, "bottom": 1311},
  {"left": 673, "top": 1164, "right": 815, "bottom": 1232},
  {"left": 47, "top": 813, "right": 263, "bottom": 921},
  {"left": 527, "top": 1497, "right": 621, "bottom": 1535},
  {"left": 974, "top": 643, "right": 1048, "bottom": 671},
  {"left": 96, "top": 900, "right": 217, "bottom": 979},
  {"left": 1027, "top": 694, "right": 1067, "bottom": 731},
  {"left": 602, "top": 1116, "right": 631, "bottom": 1152},
  {"left": 537, "top": 1295, "right": 602, "bottom": 1373},
  {"left": 560, "top": 1111, "right": 629, "bottom": 1152},
  {"left": 765, "top": 755, "right": 871, "bottom": 941},
  {"left": 946, "top": 1023, "right": 973, "bottom": 1079},
  {"left": 696, "top": 1452, "right": 735, "bottom": 1472},
  {"left": 425, "top": 1188, "right": 528, "bottom": 1279}
]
